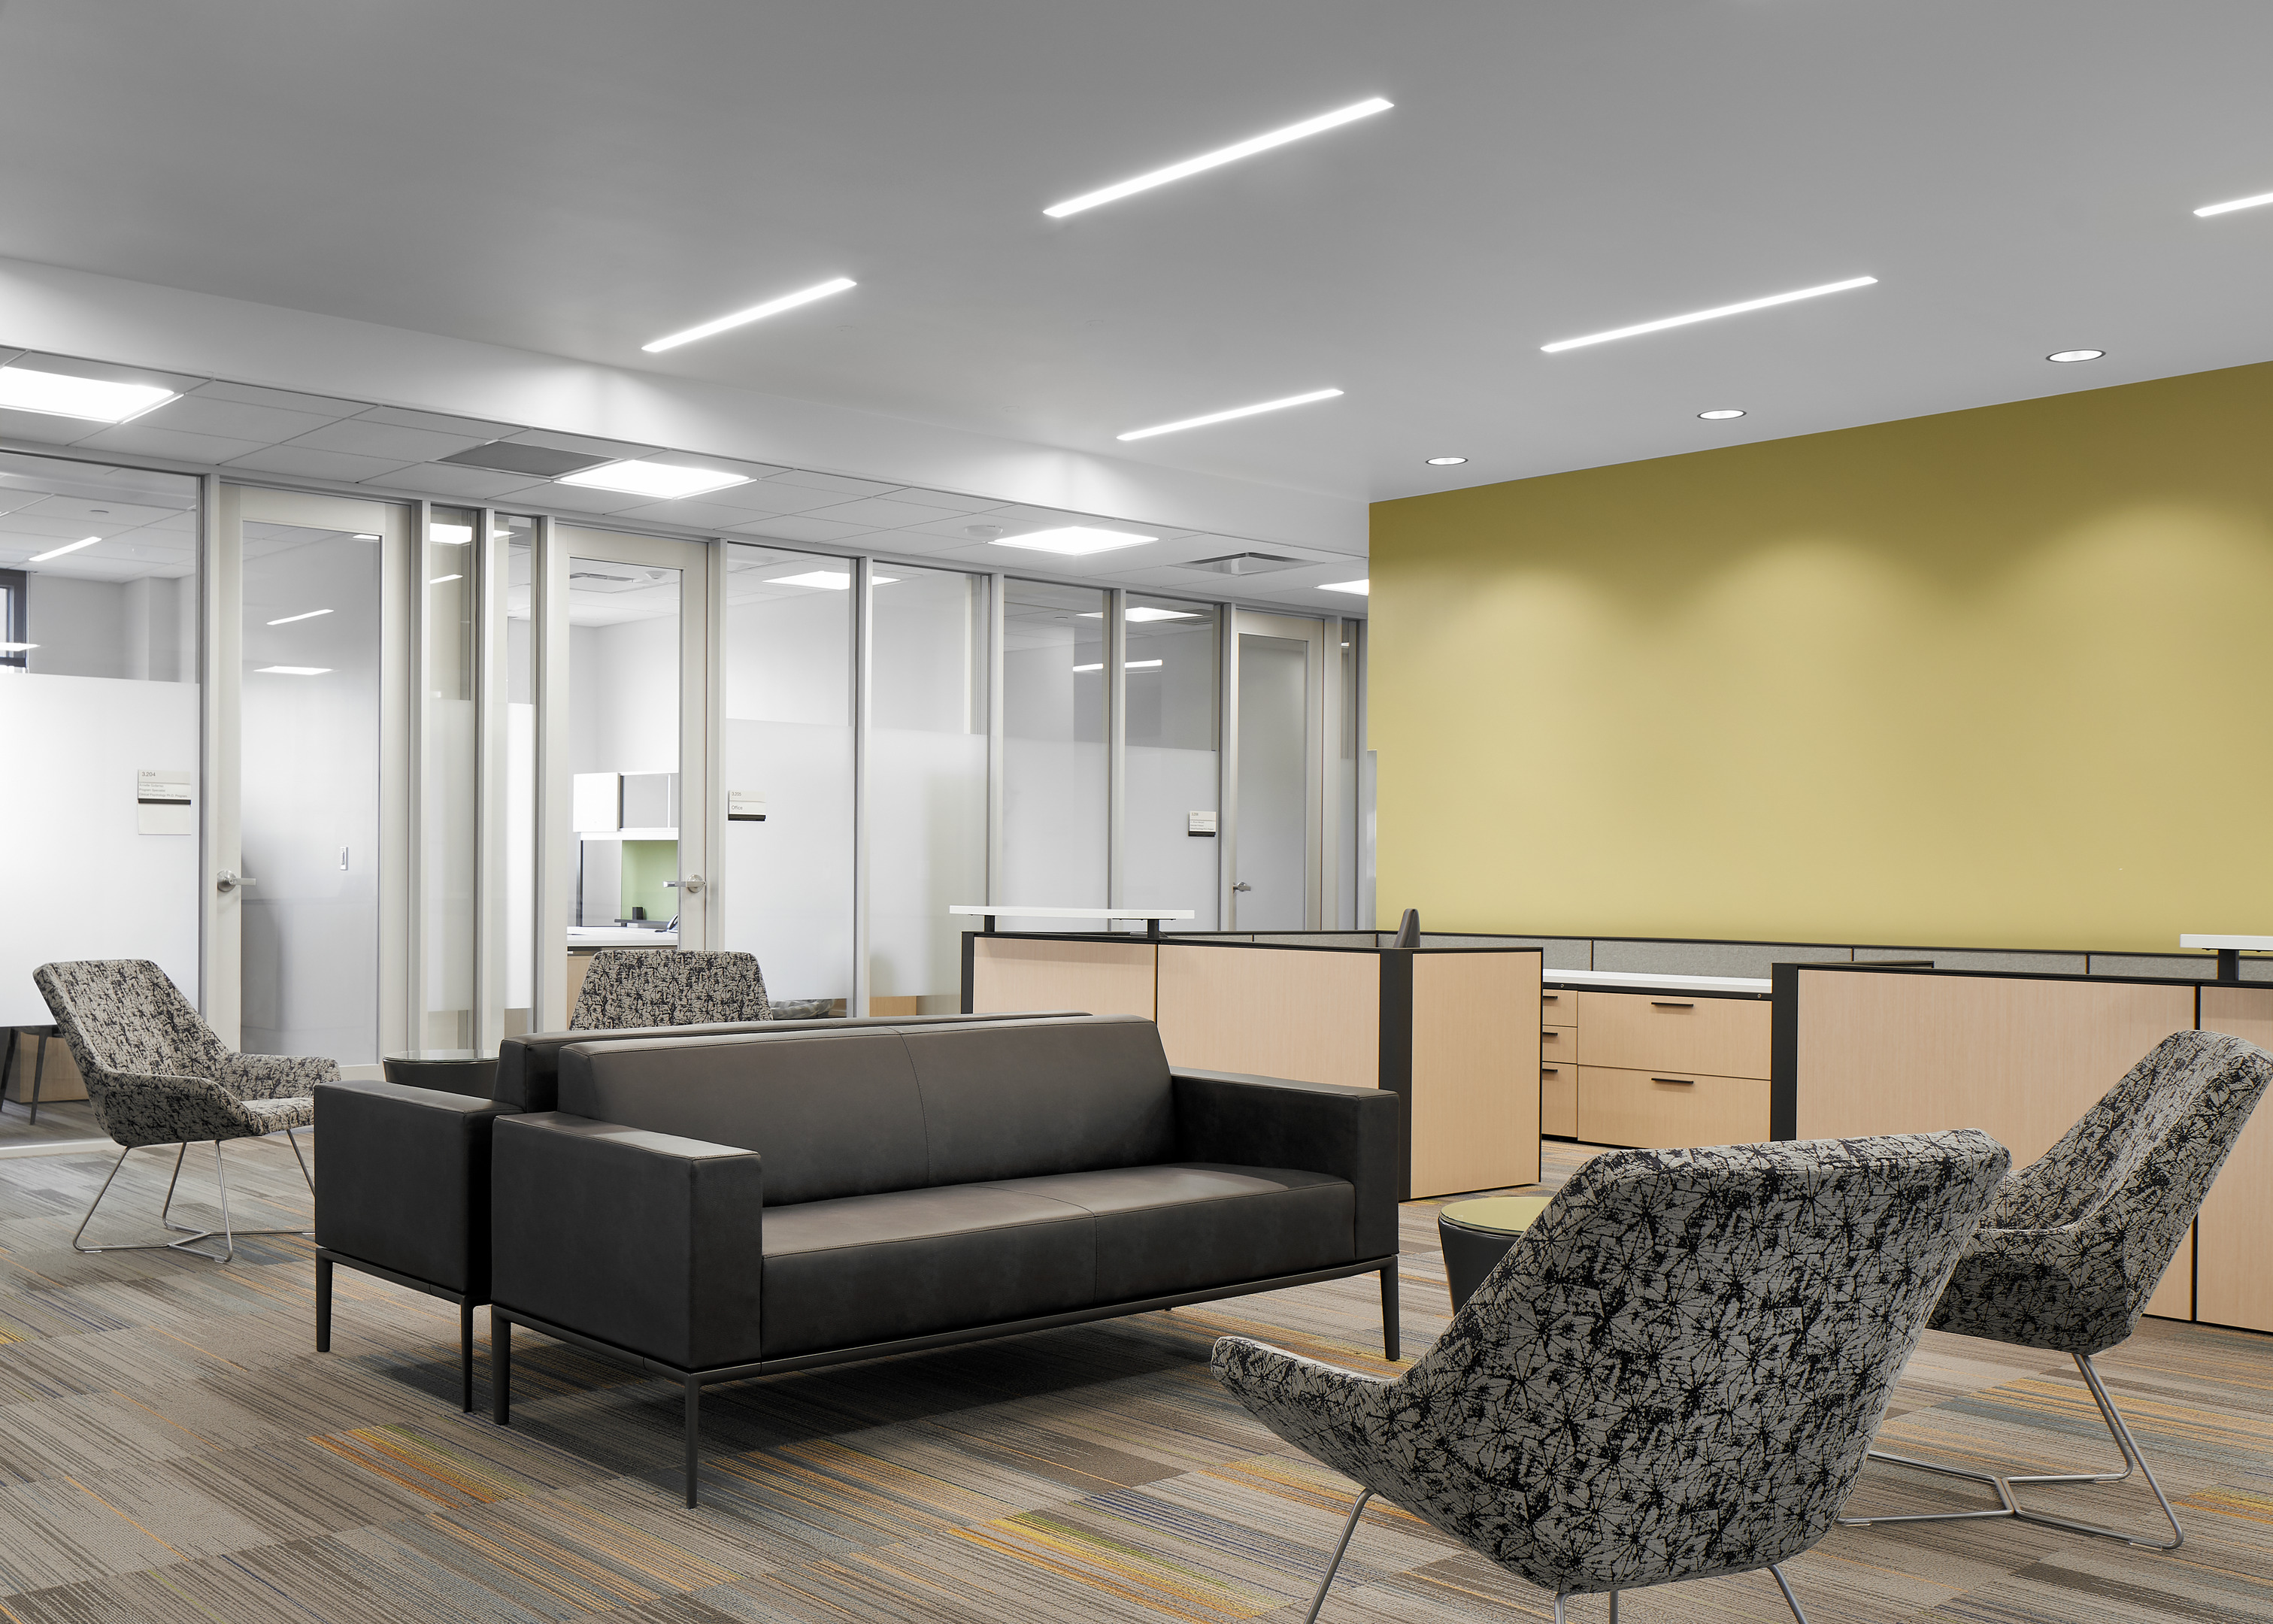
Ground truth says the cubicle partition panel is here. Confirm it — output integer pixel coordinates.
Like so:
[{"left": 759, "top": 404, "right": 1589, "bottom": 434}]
[
  {"left": 964, "top": 932, "right": 1541, "bottom": 1199},
  {"left": 1772, "top": 962, "right": 2254, "bottom": 1328}
]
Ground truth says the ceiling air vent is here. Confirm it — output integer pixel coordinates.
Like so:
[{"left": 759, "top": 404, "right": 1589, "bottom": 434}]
[
  {"left": 1182, "top": 553, "right": 1303, "bottom": 576},
  {"left": 438, "top": 441, "right": 615, "bottom": 478}
]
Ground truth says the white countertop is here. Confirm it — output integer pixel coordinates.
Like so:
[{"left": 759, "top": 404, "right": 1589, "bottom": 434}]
[
  {"left": 949, "top": 904, "right": 1196, "bottom": 920},
  {"left": 567, "top": 926, "right": 679, "bottom": 948},
  {"left": 1542, "top": 968, "right": 1773, "bottom": 995}
]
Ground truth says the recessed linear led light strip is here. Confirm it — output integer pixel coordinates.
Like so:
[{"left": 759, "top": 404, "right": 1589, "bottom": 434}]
[
  {"left": 1318, "top": 579, "right": 1368, "bottom": 595},
  {"left": 267, "top": 608, "right": 333, "bottom": 626},
  {"left": 767, "top": 570, "right": 898, "bottom": 589},
  {"left": 1541, "top": 276, "right": 1878, "bottom": 353},
  {"left": 28, "top": 535, "right": 101, "bottom": 562},
  {"left": 1071, "top": 659, "right": 1165, "bottom": 672},
  {"left": 1118, "top": 388, "right": 1342, "bottom": 441},
  {"left": 2196, "top": 189, "right": 2273, "bottom": 218},
  {"left": 1044, "top": 97, "right": 1393, "bottom": 218},
  {"left": 0, "top": 365, "right": 177, "bottom": 423},
  {"left": 256, "top": 665, "right": 332, "bottom": 676},
  {"left": 1078, "top": 607, "right": 1198, "bottom": 621},
  {"left": 642, "top": 277, "right": 858, "bottom": 353}
]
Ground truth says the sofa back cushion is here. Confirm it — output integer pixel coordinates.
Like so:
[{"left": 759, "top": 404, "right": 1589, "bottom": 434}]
[
  {"left": 559, "top": 1028, "right": 928, "bottom": 1205},
  {"left": 904, "top": 1016, "right": 1174, "bottom": 1184},
  {"left": 555, "top": 1015, "right": 1175, "bottom": 1201}
]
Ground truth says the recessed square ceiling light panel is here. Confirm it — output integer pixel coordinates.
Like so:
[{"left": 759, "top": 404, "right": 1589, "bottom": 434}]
[
  {"left": 2195, "top": 189, "right": 2273, "bottom": 217},
  {"left": 1118, "top": 388, "right": 1343, "bottom": 441},
  {"left": 1318, "top": 579, "right": 1369, "bottom": 595},
  {"left": 1044, "top": 96, "right": 1392, "bottom": 218},
  {"left": 642, "top": 277, "right": 858, "bottom": 353},
  {"left": 767, "top": 570, "right": 899, "bottom": 589},
  {"left": 0, "top": 365, "right": 177, "bottom": 423},
  {"left": 990, "top": 526, "right": 1158, "bottom": 556},
  {"left": 429, "top": 523, "right": 474, "bottom": 544},
  {"left": 556, "top": 460, "right": 753, "bottom": 499},
  {"left": 438, "top": 441, "right": 614, "bottom": 478},
  {"left": 1541, "top": 277, "right": 1877, "bottom": 353}
]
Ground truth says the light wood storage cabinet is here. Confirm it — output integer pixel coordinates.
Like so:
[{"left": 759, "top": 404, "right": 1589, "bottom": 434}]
[
  {"left": 1540, "top": 989, "right": 1577, "bottom": 1138},
  {"left": 2198, "top": 986, "right": 2273, "bottom": 1333},
  {"left": 1539, "top": 989, "right": 1773, "bottom": 1148}
]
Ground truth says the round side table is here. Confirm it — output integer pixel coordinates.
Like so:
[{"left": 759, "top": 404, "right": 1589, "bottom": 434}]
[
  {"left": 381, "top": 1050, "right": 499, "bottom": 1099},
  {"left": 1437, "top": 1194, "right": 1553, "bottom": 1311}
]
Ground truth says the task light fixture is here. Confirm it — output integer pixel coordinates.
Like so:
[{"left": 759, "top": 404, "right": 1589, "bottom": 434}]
[
  {"left": 2195, "top": 189, "right": 2273, "bottom": 218},
  {"left": 990, "top": 526, "right": 1157, "bottom": 556},
  {"left": 1542, "top": 276, "right": 1877, "bottom": 353},
  {"left": 1044, "top": 97, "right": 1393, "bottom": 218},
  {"left": 556, "top": 460, "right": 753, "bottom": 499},
  {"left": 0, "top": 365, "right": 177, "bottom": 423},
  {"left": 641, "top": 277, "right": 857, "bottom": 353},
  {"left": 28, "top": 535, "right": 101, "bottom": 562},
  {"left": 1118, "top": 388, "right": 1342, "bottom": 441}
]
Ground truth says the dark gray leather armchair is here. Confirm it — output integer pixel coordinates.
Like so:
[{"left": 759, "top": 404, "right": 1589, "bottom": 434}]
[
  {"left": 312, "top": 1010, "right": 1077, "bottom": 1410},
  {"left": 486, "top": 1015, "right": 1402, "bottom": 1505}
]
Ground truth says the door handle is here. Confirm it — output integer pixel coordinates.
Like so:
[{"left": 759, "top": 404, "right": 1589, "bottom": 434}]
[
  {"left": 215, "top": 871, "right": 258, "bottom": 895},
  {"left": 1232, "top": 882, "right": 1253, "bottom": 892},
  {"left": 680, "top": 874, "right": 705, "bottom": 895}
]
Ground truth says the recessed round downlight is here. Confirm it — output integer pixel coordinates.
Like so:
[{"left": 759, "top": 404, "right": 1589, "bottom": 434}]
[
  {"left": 2047, "top": 349, "right": 2105, "bottom": 362},
  {"left": 1698, "top": 409, "right": 1746, "bottom": 420},
  {"left": 1425, "top": 456, "right": 1468, "bottom": 466}
]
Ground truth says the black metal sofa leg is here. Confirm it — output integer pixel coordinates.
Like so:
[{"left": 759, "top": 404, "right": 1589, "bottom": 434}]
[
  {"left": 684, "top": 1377, "right": 702, "bottom": 1507},
  {"left": 460, "top": 1301, "right": 477, "bottom": 1413},
  {"left": 493, "top": 1314, "right": 512, "bottom": 1426},
  {"left": 314, "top": 1253, "right": 332, "bottom": 1353},
  {"left": 1380, "top": 1262, "right": 1400, "bottom": 1362}
]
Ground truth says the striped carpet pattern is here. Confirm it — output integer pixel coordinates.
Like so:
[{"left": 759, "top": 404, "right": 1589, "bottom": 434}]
[{"left": 0, "top": 1138, "right": 2268, "bottom": 1621}]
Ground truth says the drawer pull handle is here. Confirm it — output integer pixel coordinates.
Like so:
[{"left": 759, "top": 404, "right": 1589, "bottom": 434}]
[
  {"left": 1650, "top": 1001, "right": 1696, "bottom": 1009},
  {"left": 1541, "top": 992, "right": 1559, "bottom": 1001},
  {"left": 1541, "top": 1066, "right": 1560, "bottom": 1075},
  {"left": 1650, "top": 1076, "right": 1696, "bottom": 1086}
]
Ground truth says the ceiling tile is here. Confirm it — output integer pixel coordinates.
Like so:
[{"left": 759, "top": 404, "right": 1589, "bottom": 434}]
[
  {"left": 764, "top": 470, "right": 902, "bottom": 498},
  {"left": 226, "top": 444, "right": 420, "bottom": 482},
  {"left": 796, "top": 495, "right": 970, "bottom": 529},
  {"left": 190, "top": 380, "right": 365, "bottom": 418},
  {"left": 881, "top": 486, "right": 1006, "bottom": 514},
  {"left": 386, "top": 463, "right": 543, "bottom": 499},
  {"left": 132, "top": 394, "right": 342, "bottom": 444},
  {"left": 356, "top": 404, "right": 522, "bottom": 438},
  {"left": 71, "top": 423, "right": 271, "bottom": 465},
  {"left": 532, "top": 482, "right": 654, "bottom": 514},
  {"left": 286, "top": 419, "right": 489, "bottom": 462},
  {"left": 896, "top": 508, "right": 1019, "bottom": 540},
  {"left": 502, "top": 429, "right": 665, "bottom": 460},
  {"left": 727, "top": 514, "right": 877, "bottom": 544},
  {"left": 602, "top": 497, "right": 785, "bottom": 529},
  {"left": 0, "top": 407, "right": 100, "bottom": 447}
]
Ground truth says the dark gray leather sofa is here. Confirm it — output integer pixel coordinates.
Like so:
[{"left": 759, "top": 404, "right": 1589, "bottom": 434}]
[
  {"left": 487, "top": 1013, "right": 1401, "bottom": 1504},
  {"left": 313, "top": 1011, "right": 1062, "bottom": 1410}
]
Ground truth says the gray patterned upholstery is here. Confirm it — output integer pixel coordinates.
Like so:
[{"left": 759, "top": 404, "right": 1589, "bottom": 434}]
[
  {"left": 32, "top": 960, "right": 330, "bottom": 1149},
  {"left": 569, "top": 949, "right": 774, "bottom": 1029},
  {"left": 1929, "top": 1029, "right": 2273, "bottom": 1356},
  {"left": 1215, "top": 1132, "right": 2008, "bottom": 1604}
]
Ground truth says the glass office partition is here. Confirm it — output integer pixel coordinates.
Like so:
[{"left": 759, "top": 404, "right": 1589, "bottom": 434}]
[
  {"left": 421, "top": 506, "right": 477, "bottom": 1047},
  {"left": 0, "top": 451, "right": 201, "bottom": 1141},
  {"left": 497, "top": 514, "right": 537, "bottom": 1039},
  {"left": 1001, "top": 580, "right": 1107, "bottom": 927},
  {"left": 1123, "top": 595, "right": 1219, "bottom": 928},
  {"left": 1336, "top": 620, "right": 1362, "bottom": 929},
  {"left": 720, "top": 543, "right": 853, "bottom": 1010},
  {"left": 1232, "top": 618, "right": 1316, "bottom": 931},
  {"left": 241, "top": 510, "right": 386, "bottom": 1061},
  {"left": 564, "top": 550, "right": 681, "bottom": 947},
  {"left": 870, "top": 563, "right": 988, "bottom": 1007}
]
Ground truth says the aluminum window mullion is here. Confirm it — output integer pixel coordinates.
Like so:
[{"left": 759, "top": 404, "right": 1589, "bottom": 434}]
[
  {"left": 986, "top": 570, "right": 1005, "bottom": 904},
  {"left": 1106, "top": 586, "right": 1126, "bottom": 910},
  {"left": 851, "top": 555, "right": 874, "bottom": 1016}
]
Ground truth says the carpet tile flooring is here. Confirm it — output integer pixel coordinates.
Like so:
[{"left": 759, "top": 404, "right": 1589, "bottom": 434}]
[{"left": 0, "top": 1137, "right": 2268, "bottom": 1621}]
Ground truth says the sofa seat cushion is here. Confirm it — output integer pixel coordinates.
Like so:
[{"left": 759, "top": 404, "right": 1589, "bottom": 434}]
[
  {"left": 979, "top": 1165, "right": 1356, "bottom": 1302},
  {"left": 758, "top": 1164, "right": 1355, "bottom": 1359},
  {"left": 760, "top": 1185, "right": 1096, "bottom": 1359}
]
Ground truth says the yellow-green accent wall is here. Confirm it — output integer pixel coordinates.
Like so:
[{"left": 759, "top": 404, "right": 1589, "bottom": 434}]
[{"left": 1370, "top": 361, "right": 2273, "bottom": 951}]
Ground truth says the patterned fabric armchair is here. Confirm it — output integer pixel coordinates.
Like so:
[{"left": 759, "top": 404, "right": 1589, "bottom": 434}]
[
  {"left": 570, "top": 948, "right": 829, "bottom": 1028},
  {"left": 1847, "top": 1028, "right": 2273, "bottom": 1551},
  {"left": 1215, "top": 1132, "right": 2009, "bottom": 1624},
  {"left": 34, "top": 959, "right": 330, "bottom": 1262}
]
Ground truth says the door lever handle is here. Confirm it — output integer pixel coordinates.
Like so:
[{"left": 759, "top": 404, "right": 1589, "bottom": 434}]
[
  {"left": 215, "top": 871, "right": 259, "bottom": 895},
  {"left": 1232, "top": 882, "right": 1253, "bottom": 892}
]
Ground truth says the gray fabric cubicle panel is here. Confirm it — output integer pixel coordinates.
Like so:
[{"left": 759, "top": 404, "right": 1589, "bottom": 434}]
[
  {"left": 1856, "top": 947, "right": 2085, "bottom": 974},
  {"left": 1593, "top": 940, "right": 1850, "bottom": 978}
]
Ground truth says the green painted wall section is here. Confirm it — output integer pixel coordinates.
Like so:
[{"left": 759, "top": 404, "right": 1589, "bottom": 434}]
[
  {"left": 1369, "top": 361, "right": 2273, "bottom": 951},
  {"left": 621, "top": 839, "right": 680, "bottom": 922}
]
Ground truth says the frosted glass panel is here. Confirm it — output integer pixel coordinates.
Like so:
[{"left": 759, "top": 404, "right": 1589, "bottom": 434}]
[
  {"left": 422, "top": 506, "right": 477, "bottom": 1048},
  {"left": 720, "top": 543, "right": 853, "bottom": 1007},
  {"left": 870, "top": 565, "right": 987, "bottom": 1002},
  {"left": 1124, "top": 595, "right": 1217, "bottom": 928},
  {"left": 499, "top": 517, "right": 536, "bottom": 1038},
  {"left": 1234, "top": 633, "right": 1308, "bottom": 932},
  {"left": 1001, "top": 580, "right": 1105, "bottom": 929}
]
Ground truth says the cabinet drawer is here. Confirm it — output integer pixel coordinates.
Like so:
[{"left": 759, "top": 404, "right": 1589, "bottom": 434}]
[
  {"left": 1539, "top": 1026, "right": 1578, "bottom": 1064},
  {"left": 1541, "top": 1065, "right": 1577, "bottom": 1138},
  {"left": 1539, "top": 988, "right": 1577, "bottom": 1026},
  {"left": 1576, "top": 991, "right": 1770, "bottom": 1077},
  {"left": 1576, "top": 1065, "right": 1771, "bottom": 1149}
]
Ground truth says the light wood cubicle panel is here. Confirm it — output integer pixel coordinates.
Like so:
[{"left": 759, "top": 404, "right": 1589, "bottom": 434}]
[
  {"left": 1154, "top": 945, "right": 1381, "bottom": 1092},
  {"left": 1411, "top": 950, "right": 1541, "bottom": 1196},
  {"left": 970, "top": 937, "right": 1157, "bottom": 1018},
  {"left": 2198, "top": 986, "right": 2273, "bottom": 1332},
  {"left": 1793, "top": 969, "right": 2196, "bottom": 1165}
]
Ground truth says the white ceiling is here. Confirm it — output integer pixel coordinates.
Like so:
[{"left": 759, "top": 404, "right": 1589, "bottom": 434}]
[{"left": 2, "top": 2, "right": 2271, "bottom": 521}]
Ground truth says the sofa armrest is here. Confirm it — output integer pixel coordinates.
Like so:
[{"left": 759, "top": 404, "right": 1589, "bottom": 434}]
[
  {"left": 1171, "top": 1069, "right": 1401, "bottom": 1260},
  {"left": 490, "top": 1113, "right": 765, "bottom": 1371},
  {"left": 315, "top": 1080, "right": 518, "bottom": 1298}
]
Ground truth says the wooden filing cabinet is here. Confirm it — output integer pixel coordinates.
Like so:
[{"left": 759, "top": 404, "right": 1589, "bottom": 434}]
[
  {"left": 2197, "top": 986, "right": 2273, "bottom": 1332},
  {"left": 1538, "top": 986, "right": 1772, "bottom": 1148},
  {"left": 1540, "top": 989, "right": 1577, "bottom": 1138}
]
